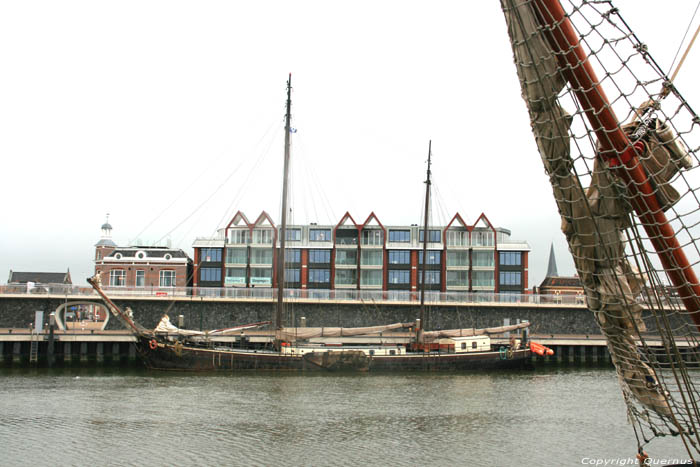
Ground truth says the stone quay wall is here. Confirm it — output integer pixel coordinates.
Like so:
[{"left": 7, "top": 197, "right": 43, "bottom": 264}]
[{"left": 0, "top": 296, "right": 606, "bottom": 335}]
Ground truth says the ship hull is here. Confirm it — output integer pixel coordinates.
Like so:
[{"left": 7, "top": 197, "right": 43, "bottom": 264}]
[{"left": 135, "top": 336, "right": 531, "bottom": 372}]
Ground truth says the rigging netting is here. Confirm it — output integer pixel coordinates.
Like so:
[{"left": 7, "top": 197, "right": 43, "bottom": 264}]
[{"left": 501, "top": 0, "right": 700, "bottom": 457}]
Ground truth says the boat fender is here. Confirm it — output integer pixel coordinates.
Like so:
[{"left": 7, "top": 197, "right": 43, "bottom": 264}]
[
  {"left": 530, "top": 341, "right": 554, "bottom": 356},
  {"left": 149, "top": 339, "right": 158, "bottom": 350}
]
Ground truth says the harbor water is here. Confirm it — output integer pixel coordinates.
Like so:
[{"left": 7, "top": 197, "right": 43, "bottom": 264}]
[{"left": 0, "top": 367, "right": 689, "bottom": 466}]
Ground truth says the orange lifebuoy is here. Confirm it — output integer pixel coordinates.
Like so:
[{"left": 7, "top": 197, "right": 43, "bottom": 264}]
[
  {"left": 530, "top": 341, "right": 554, "bottom": 356},
  {"left": 149, "top": 339, "right": 158, "bottom": 350}
]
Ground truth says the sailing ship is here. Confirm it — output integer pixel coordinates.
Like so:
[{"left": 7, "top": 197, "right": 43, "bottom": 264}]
[
  {"left": 500, "top": 0, "right": 700, "bottom": 462},
  {"left": 87, "top": 74, "right": 532, "bottom": 372}
]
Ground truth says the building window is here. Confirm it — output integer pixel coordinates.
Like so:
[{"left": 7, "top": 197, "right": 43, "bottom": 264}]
[
  {"left": 360, "top": 269, "right": 382, "bottom": 286},
  {"left": 310, "top": 229, "right": 331, "bottom": 242},
  {"left": 335, "top": 269, "right": 357, "bottom": 286},
  {"left": 284, "top": 268, "right": 300, "bottom": 283},
  {"left": 389, "top": 230, "right": 410, "bottom": 243},
  {"left": 200, "top": 268, "right": 222, "bottom": 282},
  {"left": 201, "top": 248, "right": 222, "bottom": 262},
  {"left": 388, "top": 270, "right": 410, "bottom": 284},
  {"left": 109, "top": 270, "right": 125, "bottom": 287},
  {"left": 159, "top": 270, "right": 175, "bottom": 287},
  {"left": 361, "top": 250, "right": 383, "bottom": 266},
  {"left": 447, "top": 270, "right": 469, "bottom": 287},
  {"left": 472, "top": 250, "right": 494, "bottom": 267},
  {"left": 225, "top": 268, "right": 247, "bottom": 286},
  {"left": 418, "top": 270, "right": 441, "bottom": 285},
  {"left": 388, "top": 250, "right": 410, "bottom": 265},
  {"left": 135, "top": 270, "right": 145, "bottom": 287},
  {"left": 335, "top": 249, "right": 357, "bottom": 265},
  {"left": 309, "top": 269, "right": 330, "bottom": 283},
  {"left": 499, "top": 251, "right": 522, "bottom": 266},
  {"left": 252, "top": 229, "right": 273, "bottom": 244},
  {"left": 250, "top": 248, "right": 273, "bottom": 265},
  {"left": 361, "top": 229, "right": 383, "bottom": 246},
  {"left": 446, "top": 230, "right": 468, "bottom": 247},
  {"left": 447, "top": 251, "right": 469, "bottom": 267},
  {"left": 472, "top": 230, "right": 494, "bottom": 246},
  {"left": 286, "top": 229, "right": 301, "bottom": 241},
  {"left": 250, "top": 268, "right": 272, "bottom": 286},
  {"left": 226, "top": 248, "right": 248, "bottom": 264},
  {"left": 499, "top": 271, "right": 522, "bottom": 286},
  {"left": 228, "top": 229, "right": 249, "bottom": 244},
  {"left": 136, "top": 251, "right": 145, "bottom": 259},
  {"left": 285, "top": 249, "right": 301, "bottom": 263},
  {"left": 472, "top": 270, "right": 495, "bottom": 287},
  {"left": 419, "top": 229, "right": 441, "bottom": 243},
  {"left": 419, "top": 250, "right": 441, "bottom": 265},
  {"left": 309, "top": 249, "right": 331, "bottom": 264}
]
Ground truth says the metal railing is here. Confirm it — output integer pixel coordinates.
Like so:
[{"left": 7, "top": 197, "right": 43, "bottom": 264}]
[{"left": 0, "top": 283, "right": 587, "bottom": 306}]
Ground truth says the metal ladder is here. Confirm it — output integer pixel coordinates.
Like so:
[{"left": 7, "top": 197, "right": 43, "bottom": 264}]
[{"left": 29, "top": 331, "right": 39, "bottom": 363}]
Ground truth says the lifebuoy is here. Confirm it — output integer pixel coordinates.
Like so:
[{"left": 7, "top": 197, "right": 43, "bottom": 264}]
[{"left": 149, "top": 339, "right": 158, "bottom": 350}]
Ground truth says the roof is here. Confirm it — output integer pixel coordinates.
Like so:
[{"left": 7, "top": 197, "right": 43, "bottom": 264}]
[
  {"left": 546, "top": 243, "right": 559, "bottom": 277},
  {"left": 106, "top": 247, "right": 190, "bottom": 260},
  {"left": 8, "top": 270, "right": 72, "bottom": 284},
  {"left": 540, "top": 276, "right": 582, "bottom": 288},
  {"left": 95, "top": 238, "right": 117, "bottom": 247}
]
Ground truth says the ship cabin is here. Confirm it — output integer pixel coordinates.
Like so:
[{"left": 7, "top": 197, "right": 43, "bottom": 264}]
[{"left": 438, "top": 336, "right": 491, "bottom": 353}]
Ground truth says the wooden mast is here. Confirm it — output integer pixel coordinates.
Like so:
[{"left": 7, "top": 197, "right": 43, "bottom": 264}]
[
  {"left": 276, "top": 74, "right": 292, "bottom": 335},
  {"left": 418, "top": 140, "right": 432, "bottom": 344}
]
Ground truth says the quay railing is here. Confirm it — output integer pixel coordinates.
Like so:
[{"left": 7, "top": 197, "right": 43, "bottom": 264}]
[{"left": 0, "top": 283, "right": 588, "bottom": 306}]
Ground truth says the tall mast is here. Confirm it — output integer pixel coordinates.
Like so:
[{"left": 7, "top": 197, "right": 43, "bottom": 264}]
[
  {"left": 418, "top": 140, "right": 432, "bottom": 344},
  {"left": 276, "top": 74, "right": 292, "bottom": 332}
]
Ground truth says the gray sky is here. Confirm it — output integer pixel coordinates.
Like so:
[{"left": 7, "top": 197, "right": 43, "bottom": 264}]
[{"left": 1, "top": 1, "right": 698, "bottom": 287}]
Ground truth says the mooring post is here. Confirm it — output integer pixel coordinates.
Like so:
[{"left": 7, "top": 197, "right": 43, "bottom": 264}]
[{"left": 48, "top": 312, "right": 55, "bottom": 367}]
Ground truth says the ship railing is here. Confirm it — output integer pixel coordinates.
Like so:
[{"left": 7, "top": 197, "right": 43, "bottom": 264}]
[{"left": 0, "top": 283, "right": 589, "bottom": 306}]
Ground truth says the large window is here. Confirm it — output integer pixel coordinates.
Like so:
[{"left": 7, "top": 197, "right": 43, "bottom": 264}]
[
  {"left": 472, "top": 230, "right": 494, "bottom": 246},
  {"left": 200, "top": 268, "right": 221, "bottom": 282},
  {"left": 200, "top": 248, "right": 222, "bottom": 262},
  {"left": 309, "top": 269, "right": 330, "bottom": 283},
  {"left": 361, "top": 250, "right": 383, "bottom": 266},
  {"left": 309, "top": 249, "right": 331, "bottom": 264},
  {"left": 286, "top": 229, "right": 301, "bottom": 241},
  {"left": 388, "top": 250, "right": 411, "bottom": 265},
  {"left": 109, "top": 270, "right": 125, "bottom": 287},
  {"left": 446, "top": 230, "right": 468, "bottom": 247},
  {"left": 159, "top": 270, "right": 175, "bottom": 287},
  {"left": 447, "top": 270, "right": 468, "bottom": 287},
  {"left": 250, "top": 268, "right": 272, "bottom": 285},
  {"left": 335, "top": 269, "right": 357, "bottom": 286},
  {"left": 361, "top": 269, "right": 382, "bottom": 286},
  {"left": 388, "top": 270, "right": 410, "bottom": 284},
  {"left": 472, "top": 270, "right": 495, "bottom": 287},
  {"left": 225, "top": 268, "right": 247, "bottom": 286},
  {"left": 419, "top": 250, "right": 441, "bottom": 265},
  {"left": 228, "top": 229, "right": 249, "bottom": 244},
  {"left": 250, "top": 248, "right": 273, "bottom": 265},
  {"left": 226, "top": 248, "right": 247, "bottom": 264},
  {"left": 500, "top": 271, "right": 522, "bottom": 286},
  {"left": 447, "top": 251, "right": 469, "bottom": 267},
  {"left": 335, "top": 249, "right": 357, "bottom": 265},
  {"left": 310, "top": 229, "right": 331, "bottom": 242},
  {"left": 499, "top": 251, "right": 522, "bottom": 266},
  {"left": 472, "top": 250, "right": 494, "bottom": 267},
  {"left": 389, "top": 230, "right": 411, "bottom": 243},
  {"left": 285, "top": 249, "right": 301, "bottom": 263},
  {"left": 252, "top": 229, "right": 273, "bottom": 244},
  {"left": 419, "top": 229, "right": 441, "bottom": 243},
  {"left": 284, "top": 268, "right": 300, "bottom": 283},
  {"left": 418, "top": 270, "right": 441, "bottom": 285},
  {"left": 362, "top": 229, "right": 383, "bottom": 246},
  {"left": 135, "top": 270, "right": 145, "bottom": 287}
]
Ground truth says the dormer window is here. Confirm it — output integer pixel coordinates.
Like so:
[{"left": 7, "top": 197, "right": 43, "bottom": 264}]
[
  {"left": 115, "top": 253, "right": 122, "bottom": 260},
  {"left": 164, "top": 254, "right": 172, "bottom": 260},
  {"left": 136, "top": 251, "right": 145, "bottom": 259}
]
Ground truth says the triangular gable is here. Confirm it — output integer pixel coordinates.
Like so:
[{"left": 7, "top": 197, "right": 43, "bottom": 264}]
[
  {"left": 335, "top": 211, "right": 359, "bottom": 229},
  {"left": 226, "top": 211, "right": 251, "bottom": 229},
  {"left": 471, "top": 212, "right": 495, "bottom": 231},
  {"left": 252, "top": 211, "right": 276, "bottom": 228},
  {"left": 445, "top": 213, "right": 468, "bottom": 230},
  {"left": 361, "top": 211, "right": 384, "bottom": 229}
]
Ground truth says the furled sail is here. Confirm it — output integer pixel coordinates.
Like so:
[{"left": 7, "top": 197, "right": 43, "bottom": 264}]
[
  {"left": 501, "top": 0, "right": 700, "bottom": 456},
  {"left": 422, "top": 321, "right": 530, "bottom": 339},
  {"left": 276, "top": 322, "right": 415, "bottom": 341}
]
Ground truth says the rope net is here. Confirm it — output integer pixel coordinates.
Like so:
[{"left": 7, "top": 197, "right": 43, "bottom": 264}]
[{"left": 500, "top": 0, "right": 700, "bottom": 457}]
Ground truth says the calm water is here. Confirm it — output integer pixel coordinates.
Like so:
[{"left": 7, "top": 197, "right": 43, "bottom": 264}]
[{"left": 0, "top": 367, "right": 690, "bottom": 466}]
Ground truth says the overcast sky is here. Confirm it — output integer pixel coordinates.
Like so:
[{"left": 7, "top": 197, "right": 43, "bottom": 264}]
[{"left": 1, "top": 1, "right": 698, "bottom": 287}]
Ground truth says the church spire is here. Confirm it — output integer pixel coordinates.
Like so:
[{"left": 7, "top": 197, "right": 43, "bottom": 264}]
[{"left": 546, "top": 243, "right": 559, "bottom": 277}]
